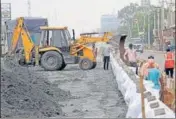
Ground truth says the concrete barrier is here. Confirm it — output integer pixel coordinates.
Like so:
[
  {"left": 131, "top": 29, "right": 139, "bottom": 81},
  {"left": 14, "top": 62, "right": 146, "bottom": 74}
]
[{"left": 110, "top": 53, "right": 175, "bottom": 118}]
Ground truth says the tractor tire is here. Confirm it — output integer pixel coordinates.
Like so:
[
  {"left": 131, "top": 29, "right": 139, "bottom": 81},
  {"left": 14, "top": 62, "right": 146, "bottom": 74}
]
[
  {"left": 16, "top": 49, "right": 26, "bottom": 66},
  {"left": 59, "top": 62, "right": 67, "bottom": 70},
  {"left": 91, "top": 62, "right": 97, "bottom": 69},
  {"left": 79, "top": 58, "right": 93, "bottom": 70},
  {"left": 19, "top": 58, "right": 25, "bottom": 66},
  {"left": 41, "top": 51, "right": 63, "bottom": 71}
]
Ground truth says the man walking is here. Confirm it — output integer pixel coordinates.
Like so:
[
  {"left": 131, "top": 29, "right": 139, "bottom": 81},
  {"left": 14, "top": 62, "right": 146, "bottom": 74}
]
[{"left": 102, "top": 42, "right": 111, "bottom": 70}]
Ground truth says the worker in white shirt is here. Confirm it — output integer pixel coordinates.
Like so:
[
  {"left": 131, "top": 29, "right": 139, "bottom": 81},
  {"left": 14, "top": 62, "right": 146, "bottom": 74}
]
[{"left": 102, "top": 42, "right": 111, "bottom": 70}]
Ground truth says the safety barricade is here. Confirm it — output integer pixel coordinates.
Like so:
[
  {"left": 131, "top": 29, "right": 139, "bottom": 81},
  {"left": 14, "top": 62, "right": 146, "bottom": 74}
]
[{"left": 110, "top": 53, "right": 175, "bottom": 118}]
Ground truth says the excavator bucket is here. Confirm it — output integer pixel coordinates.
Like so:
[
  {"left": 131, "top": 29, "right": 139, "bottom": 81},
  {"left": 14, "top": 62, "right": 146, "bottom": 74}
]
[
  {"left": 109, "top": 34, "right": 128, "bottom": 64},
  {"left": 119, "top": 35, "right": 127, "bottom": 63}
]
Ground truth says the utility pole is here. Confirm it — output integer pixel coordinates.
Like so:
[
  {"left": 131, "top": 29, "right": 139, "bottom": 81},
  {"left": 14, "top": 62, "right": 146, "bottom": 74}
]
[
  {"left": 148, "top": 13, "right": 150, "bottom": 49},
  {"left": 161, "top": 0, "right": 165, "bottom": 30},
  {"left": 27, "top": 0, "right": 31, "bottom": 17},
  {"left": 161, "top": 0, "right": 165, "bottom": 50},
  {"left": 154, "top": 12, "right": 156, "bottom": 31},
  {"left": 153, "top": 10, "right": 156, "bottom": 46},
  {"left": 143, "top": 15, "right": 145, "bottom": 44},
  {"left": 157, "top": 8, "right": 160, "bottom": 50}
]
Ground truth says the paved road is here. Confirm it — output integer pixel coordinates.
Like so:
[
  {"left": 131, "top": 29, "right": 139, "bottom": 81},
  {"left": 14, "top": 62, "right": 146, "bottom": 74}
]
[{"left": 137, "top": 50, "right": 165, "bottom": 71}]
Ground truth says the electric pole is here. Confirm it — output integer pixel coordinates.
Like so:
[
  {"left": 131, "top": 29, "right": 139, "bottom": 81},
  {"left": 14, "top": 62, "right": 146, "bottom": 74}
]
[
  {"left": 161, "top": 0, "right": 165, "bottom": 50},
  {"left": 148, "top": 13, "right": 150, "bottom": 49},
  {"left": 154, "top": 12, "right": 156, "bottom": 31},
  {"left": 27, "top": 0, "right": 31, "bottom": 17},
  {"left": 161, "top": 0, "right": 165, "bottom": 30},
  {"left": 157, "top": 8, "right": 160, "bottom": 50}
]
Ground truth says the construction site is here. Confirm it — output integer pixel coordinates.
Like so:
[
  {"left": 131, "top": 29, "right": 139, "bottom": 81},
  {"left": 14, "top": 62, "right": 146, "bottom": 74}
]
[{"left": 1, "top": 0, "right": 176, "bottom": 118}]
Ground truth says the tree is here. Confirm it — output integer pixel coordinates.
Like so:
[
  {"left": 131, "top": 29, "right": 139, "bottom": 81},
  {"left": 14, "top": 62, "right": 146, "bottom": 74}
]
[{"left": 117, "top": 4, "right": 168, "bottom": 44}]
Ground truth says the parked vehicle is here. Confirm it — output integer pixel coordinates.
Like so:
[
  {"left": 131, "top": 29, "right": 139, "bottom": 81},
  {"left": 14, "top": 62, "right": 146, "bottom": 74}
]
[{"left": 133, "top": 44, "right": 144, "bottom": 53}]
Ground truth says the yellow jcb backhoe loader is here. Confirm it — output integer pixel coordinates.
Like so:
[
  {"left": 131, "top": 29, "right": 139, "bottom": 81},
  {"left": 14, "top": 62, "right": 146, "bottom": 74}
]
[{"left": 9, "top": 17, "right": 122, "bottom": 71}]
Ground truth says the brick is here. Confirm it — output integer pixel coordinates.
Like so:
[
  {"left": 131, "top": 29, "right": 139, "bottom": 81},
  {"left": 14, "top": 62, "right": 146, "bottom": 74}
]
[
  {"left": 147, "top": 96, "right": 156, "bottom": 102},
  {"left": 144, "top": 91, "right": 152, "bottom": 98},
  {"left": 154, "top": 108, "right": 166, "bottom": 116},
  {"left": 136, "top": 83, "right": 146, "bottom": 93},
  {"left": 150, "top": 102, "right": 159, "bottom": 109}
]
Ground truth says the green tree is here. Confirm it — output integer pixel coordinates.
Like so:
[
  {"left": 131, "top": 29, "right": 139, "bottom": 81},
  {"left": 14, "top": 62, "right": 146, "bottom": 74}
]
[{"left": 118, "top": 4, "right": 168, "bottom": 44}]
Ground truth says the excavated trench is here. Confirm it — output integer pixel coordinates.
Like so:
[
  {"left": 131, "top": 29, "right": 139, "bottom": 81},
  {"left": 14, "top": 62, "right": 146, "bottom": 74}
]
[{"left": 1, "top": 55, "right": 127, "bottom": 118}]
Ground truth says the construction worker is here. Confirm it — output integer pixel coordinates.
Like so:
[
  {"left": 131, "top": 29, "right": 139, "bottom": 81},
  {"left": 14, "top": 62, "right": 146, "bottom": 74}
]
[
  {"left": 92, "top": 43, "right": 97, "bottom": 58},
  {"left": 140, "top": 55, "right": 159, "bottom": 79},
  {"left": 124, "top": 43, "right": 138, "bottom": 74},
  {"left": 164, "top": 48, "right": 175, "bottom": 78},
  {"left": 102, "top": 42, "right": 111, "bottom": 70}
]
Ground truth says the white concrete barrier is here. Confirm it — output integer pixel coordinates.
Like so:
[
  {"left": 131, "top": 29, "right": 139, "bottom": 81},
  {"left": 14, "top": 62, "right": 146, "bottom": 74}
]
[{"left": 110, "top": 53, "right": 175, "bottom": 118}]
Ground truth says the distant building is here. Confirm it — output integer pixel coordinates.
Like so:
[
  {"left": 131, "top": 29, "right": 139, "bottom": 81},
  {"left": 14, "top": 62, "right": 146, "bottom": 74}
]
[
  {"left": 1, "top": 3, "right": 11, "bottom": 39},
  {"left": 1, "top": 3, "right": 11, "bottom": 54},
  {"left": 141, "top": 0, "right": 151, "bottom": 7},
  {"left": 100, "top": 14, "right": 120, "bottom": 32}
]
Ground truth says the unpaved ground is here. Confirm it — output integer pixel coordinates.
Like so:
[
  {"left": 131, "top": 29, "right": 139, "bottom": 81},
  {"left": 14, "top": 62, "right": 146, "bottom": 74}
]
[
  {"left": 36, "top": 62, "right": 127, "bottom": 118},
  {"left": 1, "top": 57, "right": 71, "bottom": 118},
  {"left": 1, "top": 56, "right": 127, "bottom": 118}
]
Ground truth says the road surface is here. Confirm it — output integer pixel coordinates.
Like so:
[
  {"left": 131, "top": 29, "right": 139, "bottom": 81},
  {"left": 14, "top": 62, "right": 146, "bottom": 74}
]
[{"left": 36, "top": 62, "right": 127, "bottom": 118}]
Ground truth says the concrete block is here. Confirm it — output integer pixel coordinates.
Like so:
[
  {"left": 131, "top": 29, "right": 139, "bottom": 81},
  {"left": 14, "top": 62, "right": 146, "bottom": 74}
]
[
  {"left": 147, "top": 96, "right": 156, "bottom": 102},
  {"left": 154, "top": 108, "right": 166, "bottom": 116},
  {"left": 136, "top": 85, "right": 146, "bottom": 93},
  {"left": 150, "top": 102, "right": 159, "bottom": 109},
  {"left": 144, "top": 91, "right": 152, "bottom": 98}
]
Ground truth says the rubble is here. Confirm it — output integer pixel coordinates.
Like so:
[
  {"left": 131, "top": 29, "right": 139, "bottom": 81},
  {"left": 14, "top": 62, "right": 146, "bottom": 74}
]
[{"left": 1, "top": 57, "right": 71, "bottom": 118}]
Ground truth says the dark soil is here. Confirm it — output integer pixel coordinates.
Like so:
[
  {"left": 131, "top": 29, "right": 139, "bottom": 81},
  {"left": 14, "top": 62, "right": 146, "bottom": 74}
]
[{"left": 1, "top": 56, "right": 71, "bottom": 118}]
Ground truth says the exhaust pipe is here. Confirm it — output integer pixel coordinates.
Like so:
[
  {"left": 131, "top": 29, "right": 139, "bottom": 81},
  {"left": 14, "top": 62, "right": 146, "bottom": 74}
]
[{"left": 72, "top": 29, "right": 75, "bottom": 40}]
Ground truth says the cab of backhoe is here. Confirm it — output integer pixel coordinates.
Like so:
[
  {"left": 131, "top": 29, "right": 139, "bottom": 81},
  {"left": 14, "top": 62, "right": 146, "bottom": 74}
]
[{"left": 39, "top": 26, "right": 73, "bottom": 53}]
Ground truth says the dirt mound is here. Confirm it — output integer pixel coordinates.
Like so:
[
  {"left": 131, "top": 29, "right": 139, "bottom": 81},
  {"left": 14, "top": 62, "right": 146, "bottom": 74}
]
[{"left": 1, "top": 57, "right": 71, "bottom": 118}]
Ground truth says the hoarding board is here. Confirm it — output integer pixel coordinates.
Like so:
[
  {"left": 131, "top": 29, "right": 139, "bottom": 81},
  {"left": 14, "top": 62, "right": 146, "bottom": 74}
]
[{"left": 1, "top": 3, "right": 11, "bottom": 25}]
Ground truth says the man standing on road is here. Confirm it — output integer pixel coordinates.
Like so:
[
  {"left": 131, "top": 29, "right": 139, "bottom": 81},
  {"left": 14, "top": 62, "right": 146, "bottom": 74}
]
[
  {"left": 164, "top": 48, "right": 175, "bottom": 78},
  {"left": 124, "top": 43, "right": 138, "bottom": 74},
  {"left": 102, "top": 42, "right": 111, "bottom": 70},
  {"left": 92, "top": 43, "right": 98, "bottom": 58}
]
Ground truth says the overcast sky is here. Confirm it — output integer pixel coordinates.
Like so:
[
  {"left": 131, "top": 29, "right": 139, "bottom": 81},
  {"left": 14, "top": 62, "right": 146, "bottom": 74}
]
[{"left": 2, "top": 0, "right": 159, "bottom": 36}]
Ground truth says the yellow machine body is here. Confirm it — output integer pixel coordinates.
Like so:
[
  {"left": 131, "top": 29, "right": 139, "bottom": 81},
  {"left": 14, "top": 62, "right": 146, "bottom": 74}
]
[{"left": 9, "top": 17, "right": 113, "bottom": 71}]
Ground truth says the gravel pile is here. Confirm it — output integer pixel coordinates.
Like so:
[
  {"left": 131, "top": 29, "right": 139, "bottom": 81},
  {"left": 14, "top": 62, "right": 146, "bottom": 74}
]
[{"left": 1, "top": 56, "right": 71, "bottom": 118}]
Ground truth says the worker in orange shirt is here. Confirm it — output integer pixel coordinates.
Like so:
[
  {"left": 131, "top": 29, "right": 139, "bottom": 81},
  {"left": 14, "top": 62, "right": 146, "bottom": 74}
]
[
  {"left": 164, "top": 48, "right": 175, "bottom": 78},
  {"left": 140, "top": 55, "right": 159, "bottom": 79}
]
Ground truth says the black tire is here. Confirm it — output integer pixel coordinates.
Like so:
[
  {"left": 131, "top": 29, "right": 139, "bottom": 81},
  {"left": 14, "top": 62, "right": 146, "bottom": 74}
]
[
  {"left": 41, "top": 51, "right": 63, "bottom": 71},
  {"left": 79, "top": 58, "right": 93, "bottom": 70},
  {"left": 91, "top": 62, "right": 97, "bottom": 69},
  {"left": 19, "top": 58, "right": 25, "bottom": 65},
  {"left": 59, "top": 62, "right": 67, "bottom": 70},
  {"left": 16, "top": 49, "right": 25, "bottom": 66}
]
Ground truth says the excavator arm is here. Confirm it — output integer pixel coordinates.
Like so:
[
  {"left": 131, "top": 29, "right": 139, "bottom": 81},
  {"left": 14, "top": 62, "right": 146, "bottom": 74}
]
[
  {"left": 75, "top": 32, "right": 113, "bottom": 44},
  {"left": 9, "top": 17, "right": 35, "bottom": 63},
  {"left": 10, "top": 17, "right": 23, "bottom": 52}
]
